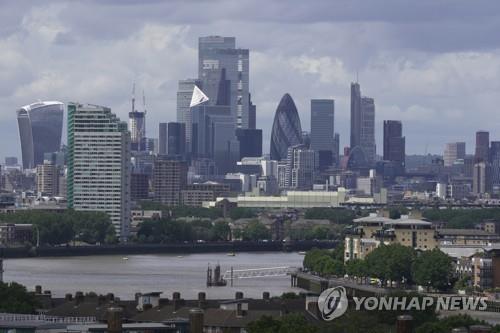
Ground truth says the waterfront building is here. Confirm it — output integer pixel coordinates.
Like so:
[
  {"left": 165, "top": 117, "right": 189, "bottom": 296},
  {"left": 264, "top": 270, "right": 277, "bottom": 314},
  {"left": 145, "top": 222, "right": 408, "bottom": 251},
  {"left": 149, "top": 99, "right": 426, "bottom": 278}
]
[
  {"left": 153, "top": 157, "right": 188, "bottom": 205},
  {"left": 67, "top": 103, "right": 131, "bottom": 241},
  {"left": 17, "top": 101, "right": 64, "bottom": 169},
  {"left": 270, "top": 94, "right": 303, "bottom": 161}
]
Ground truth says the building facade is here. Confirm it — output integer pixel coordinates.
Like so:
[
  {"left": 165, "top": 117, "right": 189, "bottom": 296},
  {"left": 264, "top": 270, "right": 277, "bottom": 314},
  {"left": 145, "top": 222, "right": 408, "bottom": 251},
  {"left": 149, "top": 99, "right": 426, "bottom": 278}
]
[
  {"left": 167, "top": 122, "right": 186, "bottom": 157},
  {"left": 350, "top": 83, "right": 376, "bottom": 165},
  {"left": 383, "top": 120, "right": 405, "bottom": 173},
  {"left": 36, "top": 161, "right": 60, "bottom": 197},
  {"left": 67, "top": 103, "right": 131, "bottom": 241},
  {"left": 153, "top": 158, "right": 188, "bottom": 206},
  {"left": 310, "top": 99, "right": 335, "bottom": 170},
  {"left": 176, "top": 78, "right": 202, "bottom": 152},
  {"left": 475, "top": 131, "right": 489, "bottom": 163},
  {"left": 17, "top": 101, "right": 64, "bottom": 169}
]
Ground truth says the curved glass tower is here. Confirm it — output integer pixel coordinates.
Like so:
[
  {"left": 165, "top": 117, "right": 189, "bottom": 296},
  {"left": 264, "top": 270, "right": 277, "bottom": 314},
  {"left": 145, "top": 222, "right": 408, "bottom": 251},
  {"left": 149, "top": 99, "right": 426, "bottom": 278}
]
[
  {"left": 270, "top": 93, "right": 303, "bottom": 161},
  {"left": 17, "top": 101, "right": 64, "bottom": 169}
]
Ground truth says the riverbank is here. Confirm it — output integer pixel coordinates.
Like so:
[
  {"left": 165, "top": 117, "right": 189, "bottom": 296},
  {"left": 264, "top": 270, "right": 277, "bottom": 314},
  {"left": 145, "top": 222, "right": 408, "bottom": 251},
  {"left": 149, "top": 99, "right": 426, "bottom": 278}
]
[{"left": 0, "top": 240, "right": 337, "bottom": 258}]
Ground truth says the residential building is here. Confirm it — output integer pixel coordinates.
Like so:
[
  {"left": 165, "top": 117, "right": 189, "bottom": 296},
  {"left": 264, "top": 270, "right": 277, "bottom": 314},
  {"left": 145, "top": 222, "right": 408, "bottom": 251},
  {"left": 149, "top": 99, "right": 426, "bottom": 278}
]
[
  {"left": 153, "top": 158, "right": 187, "bottom": 206},
  {"left": 17, "top": 101, "right": 64, "bottom": 169},
  {"left": 36, "top": 161, "right": 59, "bottom": 197},
  {"left": 67, "top": 103, "right": 131, "bottom": 241},
  {"left": 438, "top": 228, "right": 500, "bottom": 246}
]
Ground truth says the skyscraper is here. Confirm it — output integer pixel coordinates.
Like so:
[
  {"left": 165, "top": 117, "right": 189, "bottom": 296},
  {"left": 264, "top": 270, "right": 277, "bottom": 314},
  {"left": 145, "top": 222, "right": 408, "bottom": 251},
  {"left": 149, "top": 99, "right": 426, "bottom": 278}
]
[
  {"left": 444, "top": 142, "right": 466, "bottom": 167},
  {"left": 310, "top": 99, "right": 335, "bottom": 169},
  {"left": 167, "top": 122, "right": 186, "bottom": 156},
  {"left": 158, "top": 123, "right": 168, "bottom": 155},
  {"left": 350, "top": 83, "right": 376, "bottom": 164},
  {"left": 236, "top": 129, "right": 262, "bottom": 159},
  {"left": 17, "top": 101, "right": 64, "bottom": 169},
  {"left": 383, "top": 120, "right": 405, "bottom": 172},
  {"left": 36, "top": 161, "right": 59, "bottom": 197},
  {"left": 129, "top": 85, "right": 147, "bottom": 152},
  {"left": 475, "top": 131, "right": 489, "bottom": 163},
  {"left": 67, "top": 103, "right": 131, "bottom": 241},
  {"left": 198, "top": 36, "right": 250, "bottom": 128},
  {"left": 176, "top": 78, "right": 202, "bottom": 152},
  {"left": 473, "top": 161, "right": 490, "bottom": 195},
  {"left": 270, "top": 94, "right": 303, "bottom": 161}
]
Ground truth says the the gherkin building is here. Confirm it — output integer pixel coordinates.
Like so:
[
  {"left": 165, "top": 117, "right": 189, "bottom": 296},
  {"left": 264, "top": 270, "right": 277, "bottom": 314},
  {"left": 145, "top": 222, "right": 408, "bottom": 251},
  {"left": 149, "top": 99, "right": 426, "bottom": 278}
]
[{"left": 270, "top": 93, "right": 303, "bottom": 161}]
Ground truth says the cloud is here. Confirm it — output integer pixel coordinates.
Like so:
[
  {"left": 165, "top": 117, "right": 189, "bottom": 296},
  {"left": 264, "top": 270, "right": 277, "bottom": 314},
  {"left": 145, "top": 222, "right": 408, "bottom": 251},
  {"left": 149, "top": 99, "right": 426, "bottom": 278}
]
[{"left": 1, "top": 0, "right": 500, "bottom": 160}]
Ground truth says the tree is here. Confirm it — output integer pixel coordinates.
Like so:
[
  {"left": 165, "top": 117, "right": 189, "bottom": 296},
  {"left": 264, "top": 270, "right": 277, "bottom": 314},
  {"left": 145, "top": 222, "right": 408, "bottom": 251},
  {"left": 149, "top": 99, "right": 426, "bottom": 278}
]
[
  {"left": 0, "top": 282, "right": 39, "bottom": 314},
  {"left": 212, "top": 220, "right": 231, "bottom": 241},
  {"left": 242, "top": 220, "right": 271, "bottom": 241},
  {"left": 412, "top": 248, "right": 453, "bottom": 291},
  {"left": 247, "top": 314, "right": 318, "bottom": 333},
  {"left": 365, "top": 244, "right": 416, "bottom": 286}
]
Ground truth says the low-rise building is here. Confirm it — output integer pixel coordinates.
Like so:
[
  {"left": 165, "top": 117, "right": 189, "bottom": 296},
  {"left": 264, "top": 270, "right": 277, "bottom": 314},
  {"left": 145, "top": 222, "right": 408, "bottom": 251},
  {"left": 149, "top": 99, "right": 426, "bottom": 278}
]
[
  {"left": 438, "top": 228, "right": 500, "bottom": 246},
  {"left": 0, "top": 223, "right": 33, "bottom": 246}
]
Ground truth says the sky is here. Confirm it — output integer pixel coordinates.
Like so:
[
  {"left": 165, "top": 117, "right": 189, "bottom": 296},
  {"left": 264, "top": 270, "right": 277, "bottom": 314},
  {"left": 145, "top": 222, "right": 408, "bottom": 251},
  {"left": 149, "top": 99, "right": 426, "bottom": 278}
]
[{"left": 2, "top": 0, "right": 500, "bottom": 161}]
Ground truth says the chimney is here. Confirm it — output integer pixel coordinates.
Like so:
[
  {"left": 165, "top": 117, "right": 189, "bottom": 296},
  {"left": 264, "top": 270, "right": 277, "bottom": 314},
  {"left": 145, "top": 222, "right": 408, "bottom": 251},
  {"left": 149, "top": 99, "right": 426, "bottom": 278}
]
[
  {"left": 106, "top": 293, "right": 115, "bottom": 302},
  {"left": 263, "top": 292, "right": 270, "bottom": 300},
  {"left": 35, "top": 285, "right": 42, "bottom": 294},
  {"left": 235, "top": 292, "right": 244, "bottom": 317},
  {"left": 65, "top": 293, "right": 73, "bottom": 301},
  {"left": 107, "top": 307, "right": 123, "bottom": 333},
  {"left": 173, "top": 292, "right": 182, "bottom": 311},
  {"left": 189, "top": 308, "right": 204, "bottom": 333},
  {"left": 396, "top": 315, "right": 413, "bottom": 333},
  {"left": 75, "top": 291, "right": 84, "bottom": 305},
  {"left": 198, "top": 292, "right": 207, "bottom": 309},
  {"left": 470, "top": 326, "right": 492, "bottom": 333},
  {"left": 44, "top": 290, "right": 51, "bottom": 296}
]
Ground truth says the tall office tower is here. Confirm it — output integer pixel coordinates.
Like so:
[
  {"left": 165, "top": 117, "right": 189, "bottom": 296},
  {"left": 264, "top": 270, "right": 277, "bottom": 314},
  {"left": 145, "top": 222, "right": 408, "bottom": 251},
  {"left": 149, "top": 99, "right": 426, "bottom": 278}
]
[
  {"left": 350, "top": 83, "right": 376, "bottom": 164},
  {"left": 36, "top": 161, "right": 59, "bottom": 197},
  {"left": 285, "top": 144, "right": 315, "bottom": 190},
  {"left": 248, "top": 94, "right": 257, "bottom": 129},
  {"left": 167, "top": 122, "right": 186, "bottom": 156},
  {"left": 333, "top": 133, "right": 340, "bottom": 166},
  {"left": 473, "top": 161, "right": 491, "bottom": 195},
  {"left": 158, "top": 123, "right": 168, "bottom": 155},
  {"left": 475, "top": 131, "right": 490, "bottom": 163},
  {"left": 153, "top": 157, "right": 187, "bottom": 205},
  {"left": 310, "top": 99, "right": 335, "bottom": 170},
  {"left": 67, "top": 103, "right": 131, "bottom": 241},
  {"left": 270, "top": 94, "right": 303, "bottom": 161},
  {"left": 444, "top": 142, "right": 466, "bottom": 167},
  {"left": 192, "top": 105, "right": 239, "bottom": 174},
  {"left": 131, "top": 173, "right": 149, "bottom": 201},
  {"left": 129, "top": 85, "right": 147, "bottom": 152},
  {"left": 198, "top": 36, "right": 250, "bottom": 128},
  {"left": 490, "top": 141, "right": 500, "bottom": 188},
  {"left": 17, "top": 101, "right": 64, "bottom": 169},
  {"left": 177, "top": 78, "right": 202, "bottom": 152},
  {"left": 383, "top": 120, "right": 406, "bottom": 171},
  {"left": 236, "top": 129, "right": 262, "bottom": 159}
]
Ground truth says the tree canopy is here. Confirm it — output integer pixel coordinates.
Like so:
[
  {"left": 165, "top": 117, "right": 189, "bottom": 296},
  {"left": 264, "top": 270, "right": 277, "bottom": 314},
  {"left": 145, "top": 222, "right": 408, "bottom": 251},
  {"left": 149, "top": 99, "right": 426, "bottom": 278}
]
[{"left": 0, "top": 282, "right": 39, "bottom": 314}]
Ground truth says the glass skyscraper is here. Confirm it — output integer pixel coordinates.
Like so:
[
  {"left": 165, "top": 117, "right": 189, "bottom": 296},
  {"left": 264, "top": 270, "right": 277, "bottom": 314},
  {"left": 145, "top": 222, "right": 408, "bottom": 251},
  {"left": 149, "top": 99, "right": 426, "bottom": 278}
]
[
  {"left": 350, "top": 83, "right": 376, "bottom": 165},
  {"left": 17, "top": 101, "right": 64, "bottom": 169},
  {"left": 176, "top": 78, "right": 201, "bottom": 153},
  {"left": 198, "top": 36, "right": 250, "bottom": 128},
  {"left": 310, "top": 99, "right": 335, "bottom": 169},
  {"left": 270, "top": 94, "right": 303, "bottom": 161},
  {"left": 67, "top": 103, "right": 131, "bottom": 241}
]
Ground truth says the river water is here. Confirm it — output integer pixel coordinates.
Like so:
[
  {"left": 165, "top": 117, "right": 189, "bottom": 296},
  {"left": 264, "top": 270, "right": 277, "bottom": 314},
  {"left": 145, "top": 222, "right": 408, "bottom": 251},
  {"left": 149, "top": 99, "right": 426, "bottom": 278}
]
[{"left": 3, "top": 252, "right": 304, "bottom": 300}]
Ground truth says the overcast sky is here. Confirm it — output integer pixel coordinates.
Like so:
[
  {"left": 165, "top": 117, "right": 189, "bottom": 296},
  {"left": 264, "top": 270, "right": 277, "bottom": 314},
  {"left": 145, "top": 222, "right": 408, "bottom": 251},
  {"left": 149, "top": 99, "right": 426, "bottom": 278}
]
[{"left": 2, "top": 0, "right": 500, "bottom": 160}]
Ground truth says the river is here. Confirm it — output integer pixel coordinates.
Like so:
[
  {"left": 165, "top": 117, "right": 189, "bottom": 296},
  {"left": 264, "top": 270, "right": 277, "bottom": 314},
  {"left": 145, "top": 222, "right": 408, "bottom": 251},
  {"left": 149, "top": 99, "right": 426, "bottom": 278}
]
[{"left": 3, "top": 252, "right": 304, "bottom": 300}]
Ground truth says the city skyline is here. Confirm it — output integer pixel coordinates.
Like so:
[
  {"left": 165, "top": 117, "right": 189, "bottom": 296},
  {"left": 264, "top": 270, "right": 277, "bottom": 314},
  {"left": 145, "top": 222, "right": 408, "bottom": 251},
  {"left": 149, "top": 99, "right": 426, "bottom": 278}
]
[{"left": 2, "top": 1, "right": 500, "bottom": 160}]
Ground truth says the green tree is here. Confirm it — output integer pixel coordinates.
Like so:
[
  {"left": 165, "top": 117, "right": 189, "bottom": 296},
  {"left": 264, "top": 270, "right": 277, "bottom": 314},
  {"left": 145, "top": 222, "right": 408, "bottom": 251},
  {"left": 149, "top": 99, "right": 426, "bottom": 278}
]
[
  {"left": 247, "top": 314, "right": 318, "bottom": 333},
  {"left": 365, "top": 244, "right": 416, "bottom": 286},
  {"left": 412, "top": 248, "right": 453, "bottom": 291},
  {"left": 0, "top": 282, "right": 39, "bottom": 314},
  {"left": 212, "top": 220, "right": 231, "bottom": 241},
  {"left": 242, "top": 220, "right": 271, "bottom": 241}
]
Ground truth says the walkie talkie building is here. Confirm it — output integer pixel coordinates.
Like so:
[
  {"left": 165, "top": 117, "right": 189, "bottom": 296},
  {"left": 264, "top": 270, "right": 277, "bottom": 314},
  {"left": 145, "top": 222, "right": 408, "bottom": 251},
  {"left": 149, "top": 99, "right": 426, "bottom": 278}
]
[{"left": 17, "top": 101, "right": 64, "bottom": 169}]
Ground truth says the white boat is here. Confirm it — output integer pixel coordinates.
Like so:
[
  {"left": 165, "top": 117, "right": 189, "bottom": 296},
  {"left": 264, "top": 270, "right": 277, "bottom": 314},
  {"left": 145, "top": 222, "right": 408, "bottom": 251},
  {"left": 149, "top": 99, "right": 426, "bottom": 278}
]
[
  {"left": 227, "top": 252, "right": 236, "bottom": 257},
  {"left": 122, "top": 257, "right": 129, "bottom": 260}
]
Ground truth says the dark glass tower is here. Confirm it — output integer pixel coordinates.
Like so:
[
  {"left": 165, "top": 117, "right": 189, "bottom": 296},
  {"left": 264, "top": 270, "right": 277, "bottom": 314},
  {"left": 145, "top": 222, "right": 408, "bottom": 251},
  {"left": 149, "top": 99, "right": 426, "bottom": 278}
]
[
  {"left": 167, "top": 122, "right": 186, "bottom": 156},
  {"left": 270, "top": 94, "right": 303, "bottom": 161},
  {"left": 17, "top": 101, "right": 64, "bottom": 169},
  {"left": 475, "top": 131, "right": 489, "bottom": 163},
  {"left": 383, "top": 120, "right": 405, "bottom": 172}
]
